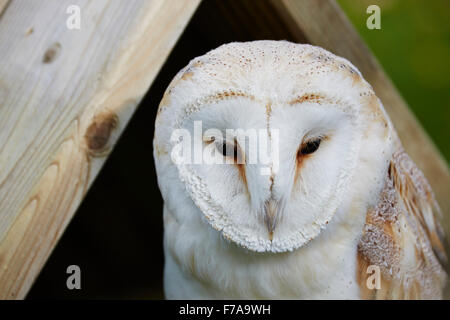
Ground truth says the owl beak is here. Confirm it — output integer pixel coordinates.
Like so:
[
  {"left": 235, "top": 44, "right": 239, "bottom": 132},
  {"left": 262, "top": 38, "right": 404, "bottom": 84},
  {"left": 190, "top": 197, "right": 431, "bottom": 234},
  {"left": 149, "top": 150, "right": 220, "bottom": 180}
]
[{"left": 264, "top": 198, "right": 281, "bottom": 241}]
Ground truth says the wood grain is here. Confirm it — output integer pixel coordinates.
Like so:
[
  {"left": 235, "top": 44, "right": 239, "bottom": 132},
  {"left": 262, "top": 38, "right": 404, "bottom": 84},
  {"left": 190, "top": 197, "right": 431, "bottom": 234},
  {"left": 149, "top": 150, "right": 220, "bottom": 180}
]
[
  {"left": 269, "top": 0, "right": 450, "bottom": 297},
  {"left": 0, "top": 0, "right": 200, "bottom": 299}
]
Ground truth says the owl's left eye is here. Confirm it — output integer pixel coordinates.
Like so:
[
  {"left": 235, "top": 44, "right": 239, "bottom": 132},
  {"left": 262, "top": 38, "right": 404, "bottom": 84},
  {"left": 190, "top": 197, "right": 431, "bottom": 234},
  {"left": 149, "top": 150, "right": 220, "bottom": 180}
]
[
  {"left": 214, "top": 139, "right": 243, "bottom": 163},
  {"left": 299, "top": 138, "right": 321, "bottom": 155},
  {"left": 217, "top": 140, "right": 237, "bottom": 157}
]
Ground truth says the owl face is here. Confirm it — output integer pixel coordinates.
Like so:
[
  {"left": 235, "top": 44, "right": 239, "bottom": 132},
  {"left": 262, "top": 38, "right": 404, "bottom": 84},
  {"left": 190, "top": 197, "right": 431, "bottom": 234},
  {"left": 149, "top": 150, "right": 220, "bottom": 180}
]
[{"left": 154, "top": 41, "right": 391, "bottom": 252}]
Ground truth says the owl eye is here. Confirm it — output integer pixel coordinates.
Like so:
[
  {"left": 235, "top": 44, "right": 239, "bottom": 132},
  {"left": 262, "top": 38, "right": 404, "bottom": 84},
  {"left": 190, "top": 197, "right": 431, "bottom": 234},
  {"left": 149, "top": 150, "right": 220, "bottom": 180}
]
[
  {"left": 217, "top": 141, "right": 237, "bottom": 157},
  {"left": 215, "top": 139, "right": 242, "bottom": 163},
  {"left": 299, "top": 138, "right": 321, "bottom": 155}
]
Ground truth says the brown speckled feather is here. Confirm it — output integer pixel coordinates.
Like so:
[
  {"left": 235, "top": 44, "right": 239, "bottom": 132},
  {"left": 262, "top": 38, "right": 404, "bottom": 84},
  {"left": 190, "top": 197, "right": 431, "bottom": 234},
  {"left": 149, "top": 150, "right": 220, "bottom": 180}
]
[{"left": 358, "top": 149, "right": 447, "bottom": 299}]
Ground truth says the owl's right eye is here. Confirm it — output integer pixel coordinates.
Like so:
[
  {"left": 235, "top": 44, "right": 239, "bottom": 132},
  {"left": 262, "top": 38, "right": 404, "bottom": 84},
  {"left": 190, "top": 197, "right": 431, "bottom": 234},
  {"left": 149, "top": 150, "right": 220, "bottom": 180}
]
[
  {"left": 216, "top": 140, "right": 238, "bottom": 159},
  {"left": 299, "top": 138, "right": 322, "bottom": 155},
  {"left": 211, "top": 138, "right": 244, "bottom": 164}
]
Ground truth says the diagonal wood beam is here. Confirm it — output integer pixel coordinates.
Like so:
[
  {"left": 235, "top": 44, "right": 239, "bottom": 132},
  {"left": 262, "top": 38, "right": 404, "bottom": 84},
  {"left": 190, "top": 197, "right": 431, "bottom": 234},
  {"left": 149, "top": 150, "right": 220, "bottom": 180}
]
[{"left": 0, "top": 0, "right": 200, "bottom": 299}]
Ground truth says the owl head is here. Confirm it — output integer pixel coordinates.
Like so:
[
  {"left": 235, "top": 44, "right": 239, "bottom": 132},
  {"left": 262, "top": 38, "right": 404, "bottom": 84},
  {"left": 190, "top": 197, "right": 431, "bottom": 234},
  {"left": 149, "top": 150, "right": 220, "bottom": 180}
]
[{"left": 154, "top": 41, "right": 394, "bottom": 253}]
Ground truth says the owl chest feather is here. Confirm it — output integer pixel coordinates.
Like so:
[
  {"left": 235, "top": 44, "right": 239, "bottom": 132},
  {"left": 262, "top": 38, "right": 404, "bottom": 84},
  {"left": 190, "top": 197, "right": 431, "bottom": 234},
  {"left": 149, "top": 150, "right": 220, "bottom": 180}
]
[{"left": 163, "top": 196, "right": 367, "bottom": 299}]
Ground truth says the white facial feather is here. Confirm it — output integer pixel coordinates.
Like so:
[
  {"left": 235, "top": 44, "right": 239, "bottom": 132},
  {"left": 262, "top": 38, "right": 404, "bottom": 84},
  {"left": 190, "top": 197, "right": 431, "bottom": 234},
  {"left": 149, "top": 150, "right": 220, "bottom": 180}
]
[{"left": 154, "top": 40, "right": 392, "bottom": 253}]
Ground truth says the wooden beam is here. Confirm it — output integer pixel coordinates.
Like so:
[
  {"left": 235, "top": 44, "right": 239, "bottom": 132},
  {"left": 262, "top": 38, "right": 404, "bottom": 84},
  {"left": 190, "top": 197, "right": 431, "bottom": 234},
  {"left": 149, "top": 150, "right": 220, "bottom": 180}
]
[
  {"left": 0, "top": 0, "right": 200, "bottom": 299},
  {"left": 269, "top": 0, "right": 450, "bottom": 296}
]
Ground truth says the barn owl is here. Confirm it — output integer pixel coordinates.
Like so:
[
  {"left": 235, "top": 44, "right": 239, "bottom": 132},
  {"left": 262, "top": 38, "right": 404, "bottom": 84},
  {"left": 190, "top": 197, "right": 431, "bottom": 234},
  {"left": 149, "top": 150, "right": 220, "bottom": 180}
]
[{"left": 153, "top": 40, "right": 447, "bottom": 299}]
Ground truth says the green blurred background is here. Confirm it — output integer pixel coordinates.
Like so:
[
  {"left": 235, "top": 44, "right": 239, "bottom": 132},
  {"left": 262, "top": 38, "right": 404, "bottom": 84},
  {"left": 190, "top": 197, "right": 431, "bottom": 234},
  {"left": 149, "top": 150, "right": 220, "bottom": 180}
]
[{"left": 339, "top": 0, "right": 450, "bottom": 163}]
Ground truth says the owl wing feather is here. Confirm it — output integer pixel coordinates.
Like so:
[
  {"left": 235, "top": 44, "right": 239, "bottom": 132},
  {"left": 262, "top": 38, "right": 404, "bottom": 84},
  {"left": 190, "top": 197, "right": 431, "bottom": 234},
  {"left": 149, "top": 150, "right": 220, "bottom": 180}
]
[{"left": 357, "top": 148, "right": 447, "bottom": 299}]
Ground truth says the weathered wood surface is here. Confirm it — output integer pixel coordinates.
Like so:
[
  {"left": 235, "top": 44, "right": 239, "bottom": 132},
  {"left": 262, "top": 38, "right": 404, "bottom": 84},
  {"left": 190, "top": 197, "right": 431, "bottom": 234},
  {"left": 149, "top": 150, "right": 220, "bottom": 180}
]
[{"left": 0, "top": 0, "right": 200, "bottom": 299}]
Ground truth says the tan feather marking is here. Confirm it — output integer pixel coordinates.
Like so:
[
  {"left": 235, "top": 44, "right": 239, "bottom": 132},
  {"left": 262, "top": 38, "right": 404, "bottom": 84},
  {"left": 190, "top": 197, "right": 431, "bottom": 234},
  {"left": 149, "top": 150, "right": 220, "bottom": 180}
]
[
  {"left": 156, "top": 88, "right": 172, "bottom": 119},
  {"left": 363, "top": 94, "right": 389, "bottom": 128},
  {"left": 287, "top": 93, "right": 359, "bottom": 120},
  {"left": 156, "top": 60, "right": 208, "bottom": 118},
  {"left": 181, "top": 71, "right": 194, "bottom": 81},
  {"left": 229, "top": 139, "right": 249, "bottom": 196},
  {"left": 357, "top": 149, "right": 447, "bottom": 299},
  {"left": 159, "top": 90, "right": 171, "bottom": 106},
  {"left": 180, "top": 61, "right": 204, "bottom": 81},
  {"left": 154, "top": 144, "right": 167, "bottom": 157},
  {"left": 327, "top": 58, "right": 363, "bottom": 85},
  {"left": 356, "top": 253, "right": 375, "bottom": 299},
  {"left": 294, "top": 147, "right": 314, "bottom": 186},
  {"left": 288, "top": 93, "right": 325, "bottom": 105},
  {"left": 181, "top": 90, "right": 258, "bottom": 119},
  {"left": 356, "top": 252, "right": 393, "bottom": 299},
  {"left": 287, "top": 93, "right": 349, "bottom": 108},
  {"left": 390, "top": 151, "right": 447, "bottom": 263},
  {"left": 348, "top": 66, "right": 362, "bottom": 85},
  {"left": 234, "top": 142, "right": 249, "bottom": 196},
  {"left": 210, "top": 90, "right": 256, "bottom": 102},
  {"left": 294, "top": 153, "right": 305, "bottom": 184},
  {"left": 237, "top": 163, "right": 247, "bottom": 190}
]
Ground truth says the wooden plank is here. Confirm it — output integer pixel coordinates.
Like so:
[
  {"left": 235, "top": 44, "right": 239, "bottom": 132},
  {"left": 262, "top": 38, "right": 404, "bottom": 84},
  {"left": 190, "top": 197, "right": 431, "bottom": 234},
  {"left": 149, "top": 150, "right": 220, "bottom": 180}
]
[
  {"left": 0, "top": 0, "right": 200, "bottom": 299},
  {"left": 269, "top": 0, "right": 450, "bottom": 296}
]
